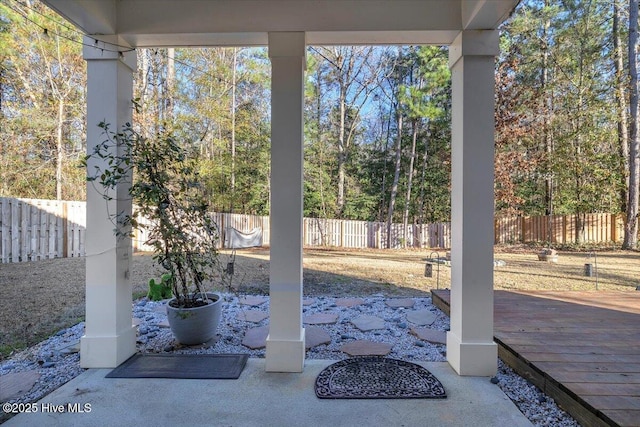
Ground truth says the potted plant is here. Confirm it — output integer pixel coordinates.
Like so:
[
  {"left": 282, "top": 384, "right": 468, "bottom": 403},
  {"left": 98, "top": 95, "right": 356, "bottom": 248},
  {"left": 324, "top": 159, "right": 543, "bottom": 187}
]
[{"left": 85, "top": 120, "right": 234, "bottom": 345}]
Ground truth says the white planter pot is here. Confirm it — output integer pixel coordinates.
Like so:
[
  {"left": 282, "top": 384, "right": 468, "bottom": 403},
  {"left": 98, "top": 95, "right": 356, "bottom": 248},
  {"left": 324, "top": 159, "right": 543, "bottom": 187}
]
[{"left": 166, "top": 292, "right": 222, "bottom": 345}]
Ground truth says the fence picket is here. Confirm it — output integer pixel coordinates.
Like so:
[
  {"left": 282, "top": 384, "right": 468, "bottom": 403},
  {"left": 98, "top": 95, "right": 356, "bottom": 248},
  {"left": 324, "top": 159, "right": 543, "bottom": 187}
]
[
  {"left": 11, "top": 199, "right": 19, "bottom": 262},
  {"left": 1, "top": 199, "right": 7, "bottom": 262}
]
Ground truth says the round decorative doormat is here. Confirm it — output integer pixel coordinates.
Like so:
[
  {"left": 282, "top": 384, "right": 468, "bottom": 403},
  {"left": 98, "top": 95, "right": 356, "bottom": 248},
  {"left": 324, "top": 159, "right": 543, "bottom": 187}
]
[{"left": 315, "top": 356, "right": 447, "bottom": 399}]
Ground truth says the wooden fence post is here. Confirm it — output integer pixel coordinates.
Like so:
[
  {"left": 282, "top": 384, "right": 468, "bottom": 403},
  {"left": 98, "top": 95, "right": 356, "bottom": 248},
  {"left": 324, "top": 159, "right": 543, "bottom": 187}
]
[
  {"left": 21, "top": 200, "right": 28, "bottom": 261},
  {"left": 0, "top": 198, "right": 7, "bottom": 263},
  {"left": 219, "top": 213, "right": 225, "bottom": 249},
  {"left": 62, "top": 202, "right": 69, "bottom": 257},
  {"left": 302, "top": 217, "right": 307, "bottom": 246},
  {"left": 11, "top": 199, "right": 19, "bottom": 262}
]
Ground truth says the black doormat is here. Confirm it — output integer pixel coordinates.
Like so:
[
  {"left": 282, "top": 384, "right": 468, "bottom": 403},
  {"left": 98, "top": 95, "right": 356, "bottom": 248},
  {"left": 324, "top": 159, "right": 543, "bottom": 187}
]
[
  {"left": 315, "top": 357, "right": 447, "bottom": 399},
  {"left": 105, "top": 354, "right": 249, "bottom": 379}
]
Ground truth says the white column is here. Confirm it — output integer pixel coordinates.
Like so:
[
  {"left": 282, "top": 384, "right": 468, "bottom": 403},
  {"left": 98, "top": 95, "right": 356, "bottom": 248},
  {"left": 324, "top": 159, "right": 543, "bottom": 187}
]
[
  {"left": 447, "top": 30, "right": 499, "bottom": 376},
  {"left": 265, "top": 32, "right": 306, "bottom": 372},
  {"left": 81, "top": 36, "right": 137, "bottom": 368}
]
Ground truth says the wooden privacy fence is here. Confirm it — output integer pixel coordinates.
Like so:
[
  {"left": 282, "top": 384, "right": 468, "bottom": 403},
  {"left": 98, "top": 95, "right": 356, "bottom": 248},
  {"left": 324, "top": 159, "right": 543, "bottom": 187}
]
[
  {"left": 132, "top": 212, "right": 271, "bottom": 252},
  {"left": 302, "top": 218, "right": 450, "bottom": 249},
  {"left": 0, "top": 197, "right": 632, "bottom": 263},
  {"left": 133, "top": 215, "right": 451, "bottom": 250},
  {"left": 0, "top": 197, "right": 85, "bottom": 263},
  {"left": 494, "top": 213, "right": 626, "bottom": 245}
]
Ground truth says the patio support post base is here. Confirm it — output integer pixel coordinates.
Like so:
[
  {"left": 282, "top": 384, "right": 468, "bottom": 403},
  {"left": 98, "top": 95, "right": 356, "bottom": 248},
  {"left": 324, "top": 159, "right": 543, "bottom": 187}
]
[
  {"left": 80, "top": 328, "right": 137, "bottom": 369},
  {"left": 446, "top": 332, "right": 497, "bottom": 376},
  {"left": 265, "top": 329, "right": 306, "bottom": 373},
  {"left": 447, "top": 30, "right": 499, "bottom": 377},
  {"left": 266, "top": 32, "right": 306, "bottom": 373},
  {"left": 81, "top": 37, "right": 137, "bottom": 369}
]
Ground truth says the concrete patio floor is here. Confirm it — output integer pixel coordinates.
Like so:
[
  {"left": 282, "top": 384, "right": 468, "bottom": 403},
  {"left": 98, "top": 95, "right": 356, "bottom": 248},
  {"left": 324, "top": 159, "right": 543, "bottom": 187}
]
[{"left": 4, "top": 359, "right": 531, "bottom": 427}]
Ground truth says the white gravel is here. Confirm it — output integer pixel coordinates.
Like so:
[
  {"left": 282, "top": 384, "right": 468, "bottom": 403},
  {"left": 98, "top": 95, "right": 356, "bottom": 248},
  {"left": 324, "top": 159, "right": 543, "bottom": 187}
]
[{"left": 1, "top": 294, "right": 579, "bottom": 426}]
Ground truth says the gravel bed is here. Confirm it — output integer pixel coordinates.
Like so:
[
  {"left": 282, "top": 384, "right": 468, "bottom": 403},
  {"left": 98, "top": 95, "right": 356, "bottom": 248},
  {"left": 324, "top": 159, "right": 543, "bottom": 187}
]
[{"left": 1, "top": 294, "right": 579, "bottom": 426}]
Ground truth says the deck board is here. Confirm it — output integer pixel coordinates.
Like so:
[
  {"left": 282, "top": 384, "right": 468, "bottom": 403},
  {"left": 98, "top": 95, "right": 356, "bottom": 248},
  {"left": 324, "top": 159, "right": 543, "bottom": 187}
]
[{"left": 431, "top": 289, "right": 640, "bottom": 427}]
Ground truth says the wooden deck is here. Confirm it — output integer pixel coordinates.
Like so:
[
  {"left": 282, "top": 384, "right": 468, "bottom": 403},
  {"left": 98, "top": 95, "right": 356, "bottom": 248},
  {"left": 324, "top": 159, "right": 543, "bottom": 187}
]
[{"left": 431, "top": 289, "right": 640, "bottom": 427}]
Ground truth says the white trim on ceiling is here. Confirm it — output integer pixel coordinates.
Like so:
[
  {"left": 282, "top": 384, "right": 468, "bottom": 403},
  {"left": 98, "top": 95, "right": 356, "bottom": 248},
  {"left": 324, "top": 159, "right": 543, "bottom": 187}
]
[{"left": 43, "top": 0, "right": 519, "bottom": 47}]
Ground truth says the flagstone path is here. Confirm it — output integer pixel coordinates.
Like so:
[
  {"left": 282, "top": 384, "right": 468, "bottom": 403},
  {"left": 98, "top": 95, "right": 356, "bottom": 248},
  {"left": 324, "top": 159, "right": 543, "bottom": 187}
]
[{"left": 239, "top": 296, "right": 447, "bottom": 358}]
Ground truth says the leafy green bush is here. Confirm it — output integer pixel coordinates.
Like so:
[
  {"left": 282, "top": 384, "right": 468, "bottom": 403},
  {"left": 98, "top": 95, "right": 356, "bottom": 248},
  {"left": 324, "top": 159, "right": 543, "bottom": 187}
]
[{"left": 85, "top": 121, "right": 233, "bottom": 308}]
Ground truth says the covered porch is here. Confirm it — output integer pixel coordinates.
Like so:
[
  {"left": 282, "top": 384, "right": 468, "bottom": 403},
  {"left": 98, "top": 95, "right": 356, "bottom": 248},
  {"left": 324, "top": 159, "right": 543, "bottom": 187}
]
[{"left": 43, "top": 0, "right": 520, "bottom": 376}]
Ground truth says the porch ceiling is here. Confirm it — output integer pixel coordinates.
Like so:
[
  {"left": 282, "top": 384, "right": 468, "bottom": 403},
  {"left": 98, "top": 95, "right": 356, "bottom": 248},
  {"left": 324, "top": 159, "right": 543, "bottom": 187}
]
[{"left": 43, "top": 0, "right": 519, "bottom": 47}]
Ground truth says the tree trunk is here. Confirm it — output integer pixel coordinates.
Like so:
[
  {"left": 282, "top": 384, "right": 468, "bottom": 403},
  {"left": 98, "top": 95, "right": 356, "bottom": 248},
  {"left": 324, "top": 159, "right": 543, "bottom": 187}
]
[
  {"left": 165, "top": 48, "right": 175, "bottom": 121},
  {"left": 624, "top": 0, "right": 640, "bottom": 249},
  {"left": 542, "top": 0, "right": 553, "bottom": 220},
  {"left": 137, "top": 50, "right": 149, "bottom": 137},
  {"left": 316, "top": 66, "right": 327, "bottom": 217},
  {"left": 337, "top": 82, "right": 347, "bottom": 217},
  {"left": 402, "top": 118, "right": 418, "bottom": 248},
  {"left": 417, "top": 127, "right": 430, "bottom": 248},
  {"left": 55, "top": 98, "right": 64, "bottom": 200},
  {"left": 614, "top": 0, "right": 630, "bottom": 214},
  {"left": 230, "top": 47, "right": 237, "bottom": 212},
  {"left": 386, "top": 111, "right": 403, "bottom": 248},
  {"left": 319, "top": 46, "right": 378, "bottom": 218},
  {"left": 379, "top": 106, "right": 392, "bottom": 222}
]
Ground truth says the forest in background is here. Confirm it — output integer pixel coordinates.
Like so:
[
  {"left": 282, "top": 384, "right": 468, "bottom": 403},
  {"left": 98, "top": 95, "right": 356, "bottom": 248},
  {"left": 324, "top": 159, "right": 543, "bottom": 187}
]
[{"left": 1, "top": 0, "right": 638, "bottom": 248}]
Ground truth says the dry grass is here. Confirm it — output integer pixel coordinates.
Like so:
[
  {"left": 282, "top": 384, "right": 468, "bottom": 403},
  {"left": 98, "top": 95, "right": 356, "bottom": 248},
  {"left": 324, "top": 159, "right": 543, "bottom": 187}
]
[{"left": 1, "top": 246, "right": 638, "bottom": 358}]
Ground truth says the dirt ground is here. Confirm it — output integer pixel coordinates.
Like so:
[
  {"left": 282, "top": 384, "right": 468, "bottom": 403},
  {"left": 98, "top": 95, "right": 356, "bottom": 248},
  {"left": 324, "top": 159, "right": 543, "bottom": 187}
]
[{"left": 1, "top": 246, "right": 639, "bottom": 359}]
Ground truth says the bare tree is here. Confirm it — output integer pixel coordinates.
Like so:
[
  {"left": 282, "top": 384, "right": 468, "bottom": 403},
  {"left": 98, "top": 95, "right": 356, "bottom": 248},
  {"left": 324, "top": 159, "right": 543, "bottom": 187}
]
[
  {"left": 387, "top": 107, "right": 403, "bottom": 248},
  {"left": 625, "top": 0, "right": 640, "bottom": 249},
  {"left": 401, "top": 64, "right": 423, "bottom": 248},
  {"left": 317, "top": 46, "right": 380, "bottom": 217},
  {"left": 385, "top": 49, "right": 406, "bottom": 248},
  {"left": 614, "top": 0, "right": 630, "bottom": 214},
  {"left": 230, "top": 47, "right": 238, "bottom": 212}
]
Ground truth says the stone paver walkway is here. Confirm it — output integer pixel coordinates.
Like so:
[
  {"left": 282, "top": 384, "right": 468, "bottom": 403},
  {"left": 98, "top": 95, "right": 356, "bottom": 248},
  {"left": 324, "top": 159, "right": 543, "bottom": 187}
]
[
  {"left": 236, "top": 310, "right": 269, "bottom": 323},
  {"left": 305, "top": 327, "right": 332, "bottom": 348},
  {"left": 57, "top": 341, "right": 80, "bottom": 355},
  {"left": 341, "top": 340, "right": 393, "bottom": 356},
  {"left": 242, "top": 326, "right": 270, "bottom": 349},
  {"left": 335, "top": 298, "right": 365, "bottom": 307},
  {"left": 407, "top": 309, "right": 437, "bottom": 326},
  {"left": 351, "top": 315, "right": 385, "bottom": 331},
  {"left": 241, "top": 326, "right": 332, "bottom": 350},
  {"left": 410, "top": 328, "right": 447, "bottom": 344},
  {"left": 238, "top": 296, "right": 269, "bottom": 306},
  {"left": 237, "top": 296, "right": 447, "bottom": 358},
  {"left": 0, "top": 371, "right": 40, "bottom": 402},
  {"left": 303, "top": 313, "right": 339, "bottom": 325},
  {"left": 385, "top": 298, "right": 415, "bottom": 308}
]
